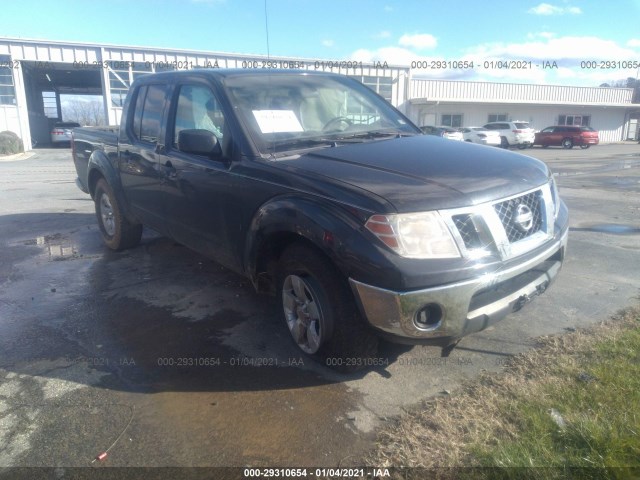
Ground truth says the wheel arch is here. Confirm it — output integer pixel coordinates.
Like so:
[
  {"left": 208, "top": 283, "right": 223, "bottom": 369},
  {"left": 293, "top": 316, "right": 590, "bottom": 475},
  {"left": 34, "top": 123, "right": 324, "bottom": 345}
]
[
  {"left": 243, "top": 195, "right": 389, "bottom": 295},
  {"left": 86, "top": 151, "right": 138, "bottom": 224}
]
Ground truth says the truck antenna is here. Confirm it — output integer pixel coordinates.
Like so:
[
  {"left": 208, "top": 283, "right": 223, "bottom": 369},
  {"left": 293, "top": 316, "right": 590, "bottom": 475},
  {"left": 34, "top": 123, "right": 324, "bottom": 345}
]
[{"left": 264, "top": 0, "right": 271, "bottom": 60}]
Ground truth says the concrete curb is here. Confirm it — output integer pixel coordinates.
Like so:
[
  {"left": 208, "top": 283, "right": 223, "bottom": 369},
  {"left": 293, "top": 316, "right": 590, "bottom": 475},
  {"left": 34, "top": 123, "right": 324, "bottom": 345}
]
[{"left": 0, "top": 151, "right": 36, "bottom": 162}]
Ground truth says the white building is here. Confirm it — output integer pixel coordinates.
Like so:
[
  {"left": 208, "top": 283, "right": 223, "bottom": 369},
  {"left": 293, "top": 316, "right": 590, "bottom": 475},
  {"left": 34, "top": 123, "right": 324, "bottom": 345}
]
[
  {"left": 1, "top": 36, "right": 639, "bottom": 149},
  {"left": 405, "top": 78, "right": 639, "bottom": 143}
]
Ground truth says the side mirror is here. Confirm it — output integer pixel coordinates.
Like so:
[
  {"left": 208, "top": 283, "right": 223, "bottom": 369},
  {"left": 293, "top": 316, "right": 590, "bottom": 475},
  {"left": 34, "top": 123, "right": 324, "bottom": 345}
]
[{"left": 178, "top": 129, "right": 222, "bottom": 157}]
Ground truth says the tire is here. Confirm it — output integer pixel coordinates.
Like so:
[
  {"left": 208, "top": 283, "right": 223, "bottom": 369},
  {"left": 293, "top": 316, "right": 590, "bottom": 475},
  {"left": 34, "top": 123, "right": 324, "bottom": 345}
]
[
  {"left": 94, "top": 178, "right": 143, "bottom": 251},
  {"left": 562, "top": 138, "right": 574, "bottom": 149},
  {"left": 517, "top": 144, "right": 527, "bottom": 150},
  {"left": 500, "top": 136, "right": 509, "bottom": 149},
  {"left": 277, "top": 243, "right": 379, "bottom": 372},
  {"left": 580, "top": 144, "right": 590, "bottom": 149}
]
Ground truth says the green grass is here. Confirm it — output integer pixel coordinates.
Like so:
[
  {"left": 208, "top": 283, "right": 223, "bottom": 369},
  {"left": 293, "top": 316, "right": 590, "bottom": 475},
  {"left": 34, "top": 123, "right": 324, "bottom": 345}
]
[
  {"left": 470, "top": 324, "right": 640, "bottom": 472},
  {"left": 369, "top": 308, "right": 640, "bottom": 479}
]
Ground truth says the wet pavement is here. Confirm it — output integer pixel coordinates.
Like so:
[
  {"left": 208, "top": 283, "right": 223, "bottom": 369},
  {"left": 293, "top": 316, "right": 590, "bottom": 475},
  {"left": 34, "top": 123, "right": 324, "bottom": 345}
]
[{"left": 0, "top": 145, "right": 639, "bottom": 470}]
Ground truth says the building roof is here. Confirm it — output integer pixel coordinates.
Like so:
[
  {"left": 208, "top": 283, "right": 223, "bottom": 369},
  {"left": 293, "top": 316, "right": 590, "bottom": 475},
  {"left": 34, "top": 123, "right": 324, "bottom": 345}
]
[{"left": 410, "top": 78, "right": 634, "bottom": 107}]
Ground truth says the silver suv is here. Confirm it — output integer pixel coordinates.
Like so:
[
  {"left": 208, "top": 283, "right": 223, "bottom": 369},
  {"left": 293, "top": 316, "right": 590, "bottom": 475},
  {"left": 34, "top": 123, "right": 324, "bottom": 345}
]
[{"left": 483, "top": 121, "right": 535, "bottom": 149}]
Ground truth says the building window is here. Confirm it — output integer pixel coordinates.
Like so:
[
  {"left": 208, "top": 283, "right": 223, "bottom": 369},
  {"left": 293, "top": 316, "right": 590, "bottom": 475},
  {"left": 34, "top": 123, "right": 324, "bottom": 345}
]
[
  {"left": 488, "top": 114, "right": 507, "bottom": 123},
  {"left": 558, "top": 115, "right": 590, "bottom": 126},
  {"left": 350, "top": 75, "right": 394, "bottom": 102},
  {"left": 0, "top": 55, "right": 16, "bottom": 105},
  {"left": 42, "top": 91, "right": 59, "bottom": 118},
  {"left": 441, "top": 114, "right": 462, "bottom": 128}
]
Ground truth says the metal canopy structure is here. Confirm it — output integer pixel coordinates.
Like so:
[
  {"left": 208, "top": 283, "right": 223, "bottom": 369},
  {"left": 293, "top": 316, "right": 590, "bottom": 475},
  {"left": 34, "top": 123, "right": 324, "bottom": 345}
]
[{"left": 0, "top": 37, "right": 409, "bottom": 149}]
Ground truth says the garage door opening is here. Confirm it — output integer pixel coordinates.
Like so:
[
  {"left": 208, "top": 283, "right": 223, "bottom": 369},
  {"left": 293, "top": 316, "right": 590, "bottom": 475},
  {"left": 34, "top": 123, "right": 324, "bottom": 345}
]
[{"left": 21, "top": 61, "right": 104, "bottom": 147}]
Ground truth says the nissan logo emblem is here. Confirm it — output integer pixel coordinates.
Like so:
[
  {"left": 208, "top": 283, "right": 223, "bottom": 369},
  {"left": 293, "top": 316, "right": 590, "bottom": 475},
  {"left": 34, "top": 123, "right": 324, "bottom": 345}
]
[{"left": 513, "top": 204, "right": 534, "bottom": 232}]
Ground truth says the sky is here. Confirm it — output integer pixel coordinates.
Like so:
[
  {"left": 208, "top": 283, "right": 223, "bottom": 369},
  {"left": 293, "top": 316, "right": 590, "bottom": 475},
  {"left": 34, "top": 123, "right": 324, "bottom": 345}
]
[{"left": 1, "top": 0, "right": 640, "bottom": 87}]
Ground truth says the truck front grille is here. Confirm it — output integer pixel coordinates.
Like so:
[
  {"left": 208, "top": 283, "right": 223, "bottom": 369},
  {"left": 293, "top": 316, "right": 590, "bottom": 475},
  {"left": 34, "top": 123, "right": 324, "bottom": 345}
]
[
  {"left": 493, "top": 190, "right": 543, "bottom": 243},
  {"left": 443, "top": 183, "right": 554, "bottom": 261},
  {"left": 452, "top": 214, "right": 482, "bottom": 249}
]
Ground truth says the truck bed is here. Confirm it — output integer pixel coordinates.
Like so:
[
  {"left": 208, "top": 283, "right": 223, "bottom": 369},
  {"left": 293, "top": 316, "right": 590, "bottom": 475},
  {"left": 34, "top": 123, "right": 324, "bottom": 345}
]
[{"left": 72, "top": 126, "right": 119, "bottom": 193}]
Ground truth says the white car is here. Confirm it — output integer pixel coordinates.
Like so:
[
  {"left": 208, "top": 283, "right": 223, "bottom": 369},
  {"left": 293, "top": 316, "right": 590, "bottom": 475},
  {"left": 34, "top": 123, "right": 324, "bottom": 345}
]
[
  {"left": 460, "top": 127, "right": 501, "bottom": 146},
  {"left": 420, "top": 125, "right": 464, "bottom": 141},
  {"left": 482, "top": 121, "right": 535, "bottom": 149}
]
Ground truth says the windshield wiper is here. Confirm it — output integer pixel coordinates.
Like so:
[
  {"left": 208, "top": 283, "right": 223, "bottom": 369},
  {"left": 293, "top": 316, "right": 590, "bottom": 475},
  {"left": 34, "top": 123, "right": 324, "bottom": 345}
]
[
  {"left": 262, "top": 138, "right": 340, "bottom": 158},
  {"left": 334, "top": 130, "right": 418, "bottom": 142},
  {"left": 271, "top": 137, "right": 340, "bottom": 149}
]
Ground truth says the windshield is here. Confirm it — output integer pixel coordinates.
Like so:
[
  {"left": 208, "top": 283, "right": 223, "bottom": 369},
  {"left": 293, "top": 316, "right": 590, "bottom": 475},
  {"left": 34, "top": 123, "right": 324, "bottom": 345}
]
[{"left": 222, "top": 73, "right": 419, "bottom": 156}]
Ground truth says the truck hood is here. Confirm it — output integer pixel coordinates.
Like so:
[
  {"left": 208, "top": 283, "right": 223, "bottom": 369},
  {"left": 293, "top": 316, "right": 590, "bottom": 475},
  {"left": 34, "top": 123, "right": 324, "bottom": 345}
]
[{"left": 285, "top": 135, "right": 550, "bottom": 212}]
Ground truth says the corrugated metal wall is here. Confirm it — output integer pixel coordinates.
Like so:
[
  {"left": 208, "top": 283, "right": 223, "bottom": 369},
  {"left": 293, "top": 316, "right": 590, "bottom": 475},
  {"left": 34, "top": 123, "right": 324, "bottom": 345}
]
[{"left": 0, "top": 38, "right": 409, "bottom": 146}]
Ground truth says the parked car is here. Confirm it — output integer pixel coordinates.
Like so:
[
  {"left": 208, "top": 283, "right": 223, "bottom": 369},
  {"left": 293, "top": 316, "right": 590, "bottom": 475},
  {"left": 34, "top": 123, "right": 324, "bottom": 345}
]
[
  {"left": 71, "top": 70, "right": 568, "bottom": 371},
  {"left": 534, "top": 125, "right": 599, "bottom": 149},
  {"left": 51, "top": 121, "right": 80, "bottom": 146},
  {"left": 420, "top": 125, "right": 464, "bottom": 141},
  {"left": 483, "top": 121, "right": 535, "bottom": 149},
  {"left": 460, "top": 127, "right": 501, "bottom": 146}
]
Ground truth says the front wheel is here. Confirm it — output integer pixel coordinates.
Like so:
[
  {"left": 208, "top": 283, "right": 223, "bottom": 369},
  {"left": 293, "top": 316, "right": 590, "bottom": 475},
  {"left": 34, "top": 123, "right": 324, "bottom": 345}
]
[
  {"left": 580, "top": 144, "right": 590, "bottom": 149},
  {"left": 278, "top": 244, "right": 378, "bottom": 371},
  {"left": 94, "top": 178, "right": 142, "bottom": 251},
  {"left": 500, "top": 136, "right": 509, "bottom": 149}
]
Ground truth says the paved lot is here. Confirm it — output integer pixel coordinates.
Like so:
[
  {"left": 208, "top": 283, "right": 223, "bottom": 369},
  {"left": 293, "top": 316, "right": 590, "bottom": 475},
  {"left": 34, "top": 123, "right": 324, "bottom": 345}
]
[{"left": 0, "top": 144, "right": 639, "bottom": 469}]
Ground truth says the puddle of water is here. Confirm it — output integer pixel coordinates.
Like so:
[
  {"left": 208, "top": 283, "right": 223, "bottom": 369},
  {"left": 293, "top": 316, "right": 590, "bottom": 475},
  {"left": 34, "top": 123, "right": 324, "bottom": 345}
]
[
  {"left": 571, "top": 224, "right": 640, "bottom": 235},
  {"left": 22, "top": 234, "right": 78, "bottom": 260}
]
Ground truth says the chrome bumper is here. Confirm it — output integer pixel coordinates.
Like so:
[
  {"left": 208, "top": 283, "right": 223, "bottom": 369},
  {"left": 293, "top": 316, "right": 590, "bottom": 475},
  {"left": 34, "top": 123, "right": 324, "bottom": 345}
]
[{"left": 349, "top": 229, "right": 568, "bottom": 341}]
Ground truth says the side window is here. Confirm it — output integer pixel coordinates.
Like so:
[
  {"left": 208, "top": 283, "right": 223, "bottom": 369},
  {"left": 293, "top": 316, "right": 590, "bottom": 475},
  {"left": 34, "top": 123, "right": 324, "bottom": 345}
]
[
  {"left": 172, "top": 84, "right": 225, "bottom": 147},
  {"left": 139, "top": 84, "right": 166, "bottom": 144}
]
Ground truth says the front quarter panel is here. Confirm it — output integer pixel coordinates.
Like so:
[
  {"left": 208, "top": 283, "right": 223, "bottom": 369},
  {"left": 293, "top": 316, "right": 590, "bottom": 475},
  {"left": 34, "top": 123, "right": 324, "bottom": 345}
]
[{"left": 244, "top": 195, "right": 404, "bottom": 289}]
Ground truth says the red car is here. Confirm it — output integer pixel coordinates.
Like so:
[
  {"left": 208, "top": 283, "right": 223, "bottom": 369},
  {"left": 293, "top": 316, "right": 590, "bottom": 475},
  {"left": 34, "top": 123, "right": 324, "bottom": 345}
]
[{"left": 534, "top": 125, "right": 599, "bottom": 149}]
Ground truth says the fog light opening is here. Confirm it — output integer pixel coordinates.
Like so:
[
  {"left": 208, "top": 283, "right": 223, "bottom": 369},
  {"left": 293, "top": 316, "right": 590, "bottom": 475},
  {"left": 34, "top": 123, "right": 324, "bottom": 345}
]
[{"left": 414, "top": 303, "right": 444, "bottom": 330}]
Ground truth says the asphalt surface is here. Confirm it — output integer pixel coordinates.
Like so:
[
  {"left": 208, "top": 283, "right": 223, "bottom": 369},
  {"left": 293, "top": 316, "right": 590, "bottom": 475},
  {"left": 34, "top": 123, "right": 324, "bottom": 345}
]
[{"left": 0, "top": 144, "right": 639, "bottom": 472}]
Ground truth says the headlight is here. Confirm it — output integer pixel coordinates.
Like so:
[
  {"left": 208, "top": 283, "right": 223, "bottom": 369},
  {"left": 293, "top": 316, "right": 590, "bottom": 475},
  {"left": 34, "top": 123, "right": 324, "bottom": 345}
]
[
  {"left": 550, "top": 175, "right": 560, "bottom": 219},
  {"left": 365, "top": 212, "right": 460, "bottom": 259}
]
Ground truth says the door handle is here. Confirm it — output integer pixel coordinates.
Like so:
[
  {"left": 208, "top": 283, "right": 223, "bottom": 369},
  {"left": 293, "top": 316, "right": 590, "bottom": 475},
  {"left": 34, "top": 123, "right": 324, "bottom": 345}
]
[{"left": 163, "top": 161, "right": 177, "bottom": 180}]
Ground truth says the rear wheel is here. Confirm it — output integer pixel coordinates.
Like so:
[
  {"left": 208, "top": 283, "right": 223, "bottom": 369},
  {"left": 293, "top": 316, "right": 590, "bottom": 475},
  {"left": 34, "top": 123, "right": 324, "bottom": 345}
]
[
  {"left": 500, "top": 136, "right": 509, "bottom": 149},
  {"left": 94, "top": 178, "right": 142, "bottom": 251},
  {"left": 562, "top": 138, "right": 574, "bottom": 149},
  {"left": 580, "top": 144, "right": 590, "bottom": 149},
  {"left": 277, "top": 244, "right": 378, "bottom": 372}
]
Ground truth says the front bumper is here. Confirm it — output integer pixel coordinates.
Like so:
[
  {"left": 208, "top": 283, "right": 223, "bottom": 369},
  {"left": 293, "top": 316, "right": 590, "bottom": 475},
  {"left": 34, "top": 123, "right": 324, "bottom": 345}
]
[{"left": 350, "top": 228, "right": 568, "bottom": 344}]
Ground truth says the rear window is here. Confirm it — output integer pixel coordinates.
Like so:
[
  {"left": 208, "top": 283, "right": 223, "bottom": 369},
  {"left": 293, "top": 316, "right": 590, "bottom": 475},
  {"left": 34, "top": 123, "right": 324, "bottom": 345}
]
[
  {"left": 140, "top": 85, "right": 166, "bottom": 143},
  {"left": 131, "top": 84, "right": 166, "bottom": 144},
  {"left": 514, "top": 122, "right": 531, "bottom": 129},
  {"left": 580, "top": 126, "right": 595, "bottom": 132},
  {"left": 55, "top": 122, "right": 80, "bottom": 128}
]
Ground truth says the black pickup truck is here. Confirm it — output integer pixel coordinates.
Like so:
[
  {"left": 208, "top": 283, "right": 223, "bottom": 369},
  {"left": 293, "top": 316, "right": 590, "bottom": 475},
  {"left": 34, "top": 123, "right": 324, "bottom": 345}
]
[{"left": 72, "top": 70, "right": 568, "bottom": 370}]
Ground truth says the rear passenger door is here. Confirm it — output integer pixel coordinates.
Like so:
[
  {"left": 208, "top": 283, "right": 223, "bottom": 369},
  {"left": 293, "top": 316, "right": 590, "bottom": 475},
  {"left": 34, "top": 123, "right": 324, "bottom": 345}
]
[
  {"left": 119, "top": 84, "right": 170, "bottom": 232},
  {"left": 551, "top": 127, "right": 566, "bottom": 145}
]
